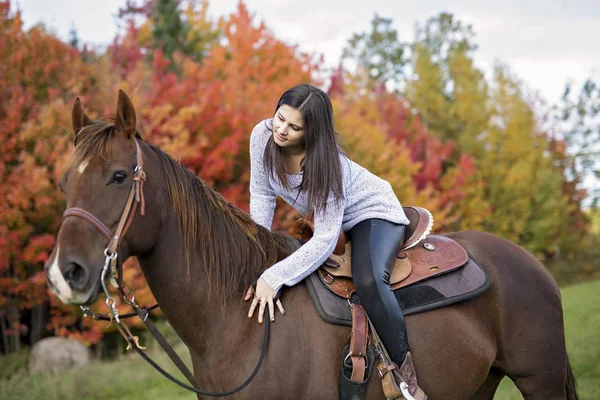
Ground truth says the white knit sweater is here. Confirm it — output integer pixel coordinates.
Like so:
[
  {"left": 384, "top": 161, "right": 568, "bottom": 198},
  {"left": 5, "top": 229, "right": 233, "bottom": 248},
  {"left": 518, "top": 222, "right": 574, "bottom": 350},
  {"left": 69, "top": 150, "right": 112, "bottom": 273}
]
[{"left": 249, "top": 119, "right": 409, "bottom": 292}]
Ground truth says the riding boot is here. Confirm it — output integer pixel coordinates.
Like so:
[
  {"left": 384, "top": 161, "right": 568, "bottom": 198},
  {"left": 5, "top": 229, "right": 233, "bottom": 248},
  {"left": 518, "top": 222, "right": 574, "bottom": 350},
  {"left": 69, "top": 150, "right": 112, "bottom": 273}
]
[
  {"left": 348, "top": 219, "right": 428, "bottom": 400},
  {"left": 392, "top": 352, "right": 428, "bottom": 400}
]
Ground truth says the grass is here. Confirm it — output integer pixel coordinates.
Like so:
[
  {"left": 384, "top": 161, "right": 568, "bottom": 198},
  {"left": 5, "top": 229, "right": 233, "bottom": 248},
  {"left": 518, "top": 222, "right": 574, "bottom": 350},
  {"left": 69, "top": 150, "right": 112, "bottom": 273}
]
[
  {"left": 1, "top": 280, "right": 598, "bottom": 400},
  {"left": 0, "top": 340, "right": 196, "bottom": 400}
]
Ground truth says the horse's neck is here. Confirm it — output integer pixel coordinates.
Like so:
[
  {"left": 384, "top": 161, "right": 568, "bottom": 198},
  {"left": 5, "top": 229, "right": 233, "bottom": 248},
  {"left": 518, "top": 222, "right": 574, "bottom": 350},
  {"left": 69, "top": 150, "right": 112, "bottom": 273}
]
[
  {"left": 136, "top": 147, "right": 294, "bottom": 356},
  {"left": 135, "top": 194, "right": 256, "bottom": 355}
]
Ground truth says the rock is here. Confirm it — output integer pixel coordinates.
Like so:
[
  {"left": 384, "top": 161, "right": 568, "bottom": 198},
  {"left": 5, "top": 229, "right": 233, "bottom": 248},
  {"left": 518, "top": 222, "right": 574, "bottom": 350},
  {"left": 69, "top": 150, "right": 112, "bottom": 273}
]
[{"left": 29, "top": 337, "right": 92, "bottom": 374}]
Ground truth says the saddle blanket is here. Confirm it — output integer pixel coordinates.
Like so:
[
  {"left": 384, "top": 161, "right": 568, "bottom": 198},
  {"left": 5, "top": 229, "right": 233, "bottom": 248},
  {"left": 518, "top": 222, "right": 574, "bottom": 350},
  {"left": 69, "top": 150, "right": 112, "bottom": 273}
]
[{"left": 305, "top": 255, "right": 490, "bottom": 326}]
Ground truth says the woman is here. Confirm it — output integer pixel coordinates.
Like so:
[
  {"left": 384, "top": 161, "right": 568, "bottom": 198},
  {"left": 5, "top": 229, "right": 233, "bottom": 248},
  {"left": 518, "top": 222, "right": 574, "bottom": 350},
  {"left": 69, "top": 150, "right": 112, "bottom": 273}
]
[{"left": 245, "top": 83, "right": 426, "bottom": 398}]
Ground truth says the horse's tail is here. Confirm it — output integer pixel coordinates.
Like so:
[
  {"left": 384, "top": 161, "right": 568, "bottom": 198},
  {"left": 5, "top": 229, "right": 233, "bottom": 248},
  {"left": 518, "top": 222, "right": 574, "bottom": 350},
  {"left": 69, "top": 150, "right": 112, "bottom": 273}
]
[{"left": 565, "top": 354, "right": 578, "bottom": 400}]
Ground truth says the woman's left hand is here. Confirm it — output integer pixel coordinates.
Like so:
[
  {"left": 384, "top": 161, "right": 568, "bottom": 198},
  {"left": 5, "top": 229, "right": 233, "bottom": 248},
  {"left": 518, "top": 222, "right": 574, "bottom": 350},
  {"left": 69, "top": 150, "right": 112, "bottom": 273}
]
[{"left": 245, "top": 278, "right": 285, "bottom": 323}]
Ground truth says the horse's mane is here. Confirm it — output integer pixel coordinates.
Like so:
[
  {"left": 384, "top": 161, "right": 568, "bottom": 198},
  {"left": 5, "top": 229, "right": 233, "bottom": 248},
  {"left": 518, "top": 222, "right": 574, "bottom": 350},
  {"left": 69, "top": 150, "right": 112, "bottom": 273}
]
[
  {"left": 149, "top": 144, "right": 294, "bottom": 299},
  {"left": 67, "top": 120, "right": 295, "bottom": 301}
]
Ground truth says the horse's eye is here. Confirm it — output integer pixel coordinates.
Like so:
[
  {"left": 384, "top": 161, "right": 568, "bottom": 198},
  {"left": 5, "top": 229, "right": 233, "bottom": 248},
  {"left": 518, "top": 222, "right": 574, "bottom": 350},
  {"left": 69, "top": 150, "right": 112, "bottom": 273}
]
[{"left": 111, "top": 171, "right": 127, "bottom": 185}]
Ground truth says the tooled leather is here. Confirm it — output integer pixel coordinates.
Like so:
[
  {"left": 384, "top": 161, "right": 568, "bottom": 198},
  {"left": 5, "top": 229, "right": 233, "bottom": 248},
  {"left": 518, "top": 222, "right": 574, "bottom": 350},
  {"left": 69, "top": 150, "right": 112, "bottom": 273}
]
[
  {"left": 316, "top": 235, "right": 468, "bottom": 299},
  {"left": 391, "top": 235, "right": 468, "bottom": 289},
  {"left": 318, "top": 269, "right": 355, "bottom": 299}
]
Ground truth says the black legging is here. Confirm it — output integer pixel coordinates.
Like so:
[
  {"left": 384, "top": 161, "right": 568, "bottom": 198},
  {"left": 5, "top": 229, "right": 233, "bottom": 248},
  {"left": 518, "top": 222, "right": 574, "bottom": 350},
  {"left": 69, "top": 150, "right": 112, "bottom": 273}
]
[{"left": 348, "top": 218, "right": 408, "bottom": 365}]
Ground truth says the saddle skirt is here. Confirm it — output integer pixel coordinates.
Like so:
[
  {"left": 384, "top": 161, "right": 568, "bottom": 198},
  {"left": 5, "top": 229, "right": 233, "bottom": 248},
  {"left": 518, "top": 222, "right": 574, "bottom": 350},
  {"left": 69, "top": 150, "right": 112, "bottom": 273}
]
[{"left": 293, "top": 206, "right": 469, "bottom": 299}]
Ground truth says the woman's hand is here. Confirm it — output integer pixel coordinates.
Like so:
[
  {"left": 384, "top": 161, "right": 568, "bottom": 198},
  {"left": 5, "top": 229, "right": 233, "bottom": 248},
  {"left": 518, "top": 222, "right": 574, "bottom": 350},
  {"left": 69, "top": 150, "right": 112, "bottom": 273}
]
[{"left": 244, "top": 278, "right": 285, "bottom": 323}]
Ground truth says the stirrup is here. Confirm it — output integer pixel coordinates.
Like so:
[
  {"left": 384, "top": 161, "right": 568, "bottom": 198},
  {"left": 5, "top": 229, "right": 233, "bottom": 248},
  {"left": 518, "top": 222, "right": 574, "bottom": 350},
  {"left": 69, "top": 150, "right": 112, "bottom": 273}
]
[
  {"left": 377, "top": 355, "right": 428, "bottom": 400},
  {"left": 376, "top": 361, "right": 403, "bottom": 399},
  {"left": 400, "top": 382, "right": 417, "bottom": 400}
]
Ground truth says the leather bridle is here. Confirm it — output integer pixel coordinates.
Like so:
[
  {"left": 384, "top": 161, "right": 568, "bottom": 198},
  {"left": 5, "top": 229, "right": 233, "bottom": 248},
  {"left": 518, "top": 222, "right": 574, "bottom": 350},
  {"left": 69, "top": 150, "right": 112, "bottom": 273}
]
[
  {"left": 60, "top": 138, "right": 270, "bottom": 397},
  {"left": 63, "top": 139, "right": 146, "bottom": 291}
]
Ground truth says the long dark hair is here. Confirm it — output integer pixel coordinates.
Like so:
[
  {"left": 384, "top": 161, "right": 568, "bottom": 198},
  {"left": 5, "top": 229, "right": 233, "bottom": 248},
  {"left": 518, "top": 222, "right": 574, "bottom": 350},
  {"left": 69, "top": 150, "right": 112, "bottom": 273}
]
[{"left": 264, "top": 84, "right": 344, "bottom": 216}]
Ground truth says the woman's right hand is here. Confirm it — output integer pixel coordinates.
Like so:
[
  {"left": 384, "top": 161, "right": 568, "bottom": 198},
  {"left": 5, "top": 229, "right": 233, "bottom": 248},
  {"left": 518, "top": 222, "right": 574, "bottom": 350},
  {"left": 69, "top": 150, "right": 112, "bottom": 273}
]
[{"left": 244, "top": 282, "right": 285, "bottom": 323}]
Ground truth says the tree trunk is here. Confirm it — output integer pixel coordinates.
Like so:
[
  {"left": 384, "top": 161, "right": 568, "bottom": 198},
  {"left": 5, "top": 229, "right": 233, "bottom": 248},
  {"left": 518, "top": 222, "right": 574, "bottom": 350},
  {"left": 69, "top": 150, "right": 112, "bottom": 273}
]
[
  {"left": 8, "top": 306, "right": 21, "bottom": 353},
  {"left": 0, "top": 313, "right": 9, "bottom": 354},
  {"left": 29, "top": 303, "right": 48, "bottom": 345}
]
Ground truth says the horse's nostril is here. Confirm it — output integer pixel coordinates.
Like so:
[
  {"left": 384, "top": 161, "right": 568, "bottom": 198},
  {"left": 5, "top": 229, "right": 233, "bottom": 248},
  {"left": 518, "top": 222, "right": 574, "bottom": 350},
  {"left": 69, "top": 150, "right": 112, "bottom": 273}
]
[{"left": 64, "top": 262, "right": 88, "bottom": 291}]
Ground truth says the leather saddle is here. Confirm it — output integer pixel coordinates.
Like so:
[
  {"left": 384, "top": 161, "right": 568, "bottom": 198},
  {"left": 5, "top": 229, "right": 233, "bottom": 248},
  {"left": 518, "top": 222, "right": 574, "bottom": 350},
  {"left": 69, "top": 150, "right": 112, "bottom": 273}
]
[{"left": 293, "top": 207, "right": 469, "bottom": 299}]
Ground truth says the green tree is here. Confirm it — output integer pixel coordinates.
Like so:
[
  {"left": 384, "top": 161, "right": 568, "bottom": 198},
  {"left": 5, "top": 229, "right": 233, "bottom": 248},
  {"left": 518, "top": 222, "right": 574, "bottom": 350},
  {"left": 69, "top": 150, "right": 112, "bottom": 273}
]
[
  {"left": 118, "top": 0, "right": 221, "bottom": 71},
  {"left": 151, "top": 0, "right": 187, "bottom": 68},
  {"left": 343, "top": 14, "right": 407, "bottom": 89},
  {"left": 68, "top": 23, "right": 79, "bottom": 49}
]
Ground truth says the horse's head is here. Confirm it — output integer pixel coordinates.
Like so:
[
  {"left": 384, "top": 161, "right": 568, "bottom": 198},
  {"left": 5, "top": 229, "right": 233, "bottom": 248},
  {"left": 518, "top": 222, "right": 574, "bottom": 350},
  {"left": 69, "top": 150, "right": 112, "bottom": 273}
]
[{"left": 45, "top": 90, "right": 160, "bottom": 305}]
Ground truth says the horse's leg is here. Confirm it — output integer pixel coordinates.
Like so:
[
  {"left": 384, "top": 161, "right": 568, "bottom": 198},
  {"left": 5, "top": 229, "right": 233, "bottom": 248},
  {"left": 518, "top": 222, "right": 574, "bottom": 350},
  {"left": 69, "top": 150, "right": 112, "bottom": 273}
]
[
  {"left": 449, "top": 231, "right": 572, "bottom": 400},
  {"left": 468, "top": 367, "right": 505, "bottom": 400}
]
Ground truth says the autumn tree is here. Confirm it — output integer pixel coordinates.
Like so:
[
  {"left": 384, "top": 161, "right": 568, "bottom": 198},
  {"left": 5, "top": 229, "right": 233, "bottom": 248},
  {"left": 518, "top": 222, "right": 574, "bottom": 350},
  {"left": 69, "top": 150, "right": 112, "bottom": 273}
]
[
  {"left": 405, "top": 12, "right": 490, "bottom": 159},
  {"left": 327, "top": 65, "right": 491, "bottom": 232},
  {"left": 0, "top": 0, "right": 89, "bottom": 352},
  {"left": 137, "top": 1, "right": 319, "bottom": 208},
  {"left": 0, "top": 0, "right": 324, "bottom": 352},
  {"left": 480, "top": 65, "right": 569, "bottom": 255}
]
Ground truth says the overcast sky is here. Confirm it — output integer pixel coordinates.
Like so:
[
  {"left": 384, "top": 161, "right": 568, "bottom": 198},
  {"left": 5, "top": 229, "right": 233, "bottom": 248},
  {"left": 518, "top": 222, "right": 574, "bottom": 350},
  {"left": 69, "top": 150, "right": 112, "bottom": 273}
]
[{"left": 16, "top": 0, "right": 600, "bottom": 105}]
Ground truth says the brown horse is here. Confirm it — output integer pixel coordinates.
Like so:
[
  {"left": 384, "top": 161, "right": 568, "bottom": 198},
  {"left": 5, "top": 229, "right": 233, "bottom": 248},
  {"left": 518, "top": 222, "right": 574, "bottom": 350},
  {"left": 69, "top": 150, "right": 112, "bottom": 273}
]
[{"left": 45, "top": 90, "right": 577, "bottom": 399}]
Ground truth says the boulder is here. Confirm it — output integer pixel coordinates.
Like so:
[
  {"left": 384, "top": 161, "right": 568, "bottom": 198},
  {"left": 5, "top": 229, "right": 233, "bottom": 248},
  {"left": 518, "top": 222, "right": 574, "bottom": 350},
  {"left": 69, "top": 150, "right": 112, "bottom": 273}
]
[{"left": 29, "top": 336, "right": 92, "bottom": 374}]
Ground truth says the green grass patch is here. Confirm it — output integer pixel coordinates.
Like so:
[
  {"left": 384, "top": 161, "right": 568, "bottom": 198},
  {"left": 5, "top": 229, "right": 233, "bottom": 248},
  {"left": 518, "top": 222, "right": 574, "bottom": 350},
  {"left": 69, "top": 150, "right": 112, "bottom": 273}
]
[{"left": 0, "top": 343, "right": 195, "bottom": 400}]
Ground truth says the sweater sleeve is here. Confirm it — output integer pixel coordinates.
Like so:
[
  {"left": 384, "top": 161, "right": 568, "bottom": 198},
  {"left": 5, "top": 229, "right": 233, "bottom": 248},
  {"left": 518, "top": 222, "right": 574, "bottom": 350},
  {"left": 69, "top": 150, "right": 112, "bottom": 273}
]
[
  {"left": 249, "top": 121, "right": 277, "bottom": 231},
  {"left": 260, "top": 195, "right": 345, "bottom": 292}
]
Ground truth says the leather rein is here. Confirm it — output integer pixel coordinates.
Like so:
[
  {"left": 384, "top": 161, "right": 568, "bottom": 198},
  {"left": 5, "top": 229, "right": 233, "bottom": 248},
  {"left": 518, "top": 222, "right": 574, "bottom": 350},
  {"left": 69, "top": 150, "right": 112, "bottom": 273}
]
[{"left": 62, "top": 139, "right": 270, "bottom": 396}]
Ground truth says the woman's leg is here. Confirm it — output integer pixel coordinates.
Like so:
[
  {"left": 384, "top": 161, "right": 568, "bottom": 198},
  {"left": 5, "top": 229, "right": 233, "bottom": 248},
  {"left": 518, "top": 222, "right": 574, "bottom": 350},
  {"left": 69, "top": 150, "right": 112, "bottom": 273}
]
[
  {"left": 348, "top": 218, "right": 408, "bottom": 364},
  {"left": 349, "top": 219, "right": 427, "bottom": 399}
]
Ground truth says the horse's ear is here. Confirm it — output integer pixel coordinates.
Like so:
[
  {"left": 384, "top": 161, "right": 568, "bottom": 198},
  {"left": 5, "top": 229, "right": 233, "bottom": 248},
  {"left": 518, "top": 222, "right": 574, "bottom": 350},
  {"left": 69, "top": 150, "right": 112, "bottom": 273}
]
[
  {"left": 72, "top": 97, "right": 92, "bottom": 142},
  {"left": 115, "top": 89, "right": 137, "bottom": 139}
]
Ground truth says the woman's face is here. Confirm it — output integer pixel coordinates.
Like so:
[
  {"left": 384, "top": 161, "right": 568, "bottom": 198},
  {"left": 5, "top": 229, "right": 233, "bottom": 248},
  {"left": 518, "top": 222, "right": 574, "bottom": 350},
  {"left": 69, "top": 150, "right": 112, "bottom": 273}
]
[{"left": 272, "top": 105, "right": 305, "bottom": 152}]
